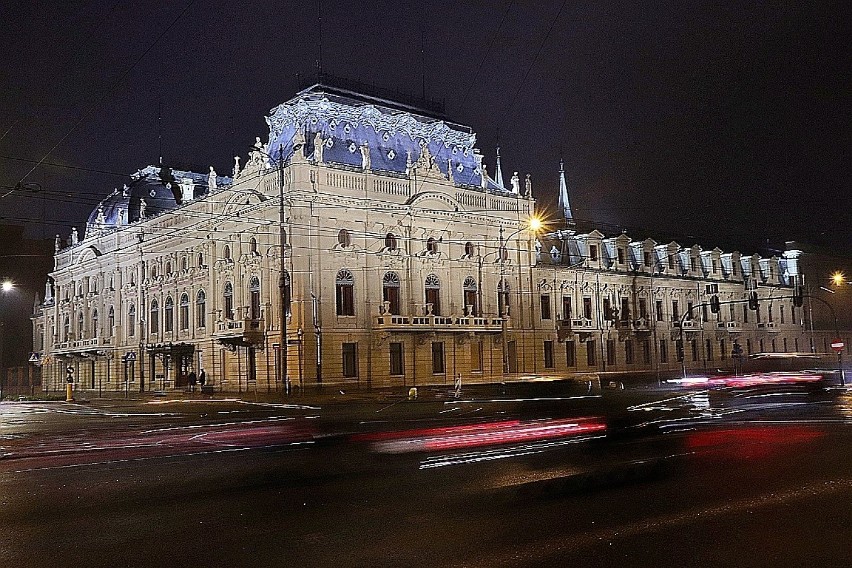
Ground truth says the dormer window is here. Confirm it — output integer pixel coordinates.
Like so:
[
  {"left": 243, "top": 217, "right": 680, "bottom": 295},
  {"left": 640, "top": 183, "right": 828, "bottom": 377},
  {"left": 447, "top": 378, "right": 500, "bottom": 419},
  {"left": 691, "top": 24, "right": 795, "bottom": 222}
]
[
  {"left": 384, "top": 233, "right": 398, "bottom": 251},
  {"left": 690, "top": 257, "right": 697, "bottom": 272},
  {"left": 644, "top": 251, "right": 652, "bottom": 267},
  {"left": 426, "top": 237, "right": 438, "bottom": 255},
  {"left": 589, "top": 245, "right": 598, "bottom": 262},
  {"left": 617, "top": 248, "right": 625, "bottom": 264}
]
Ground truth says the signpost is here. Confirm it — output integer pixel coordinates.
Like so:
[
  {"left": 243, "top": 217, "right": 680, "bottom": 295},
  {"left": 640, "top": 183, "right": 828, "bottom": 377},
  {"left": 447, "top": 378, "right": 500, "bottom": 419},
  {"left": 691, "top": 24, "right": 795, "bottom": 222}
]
[
  {"left": 830, "top": 339, "right": 845, "bottom": 387},
  {"left": 830, "top": 339, "right": 844, "bottom": 353}
]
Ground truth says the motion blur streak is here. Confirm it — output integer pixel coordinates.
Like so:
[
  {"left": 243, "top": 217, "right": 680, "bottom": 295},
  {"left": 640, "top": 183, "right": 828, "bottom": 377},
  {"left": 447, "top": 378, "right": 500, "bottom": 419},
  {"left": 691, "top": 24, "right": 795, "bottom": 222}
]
[
  {"left": 686, "top": 425, "right": 824, "bottom": 460},
  {"left": 419, "top": 435, "right": 605, "bottom": 469},
  {"left": 671, "top": 372, "right": 824, "bottom": 389},
  {"left": 356, "top": 417, "right": 606, "bottom": 454}
]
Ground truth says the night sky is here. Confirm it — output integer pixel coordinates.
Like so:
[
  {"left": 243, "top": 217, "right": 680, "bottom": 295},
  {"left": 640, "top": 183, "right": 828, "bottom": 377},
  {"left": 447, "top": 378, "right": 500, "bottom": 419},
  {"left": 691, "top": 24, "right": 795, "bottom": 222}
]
[{"left": 1, "top": 1, "right": 849, "bottom": 254}]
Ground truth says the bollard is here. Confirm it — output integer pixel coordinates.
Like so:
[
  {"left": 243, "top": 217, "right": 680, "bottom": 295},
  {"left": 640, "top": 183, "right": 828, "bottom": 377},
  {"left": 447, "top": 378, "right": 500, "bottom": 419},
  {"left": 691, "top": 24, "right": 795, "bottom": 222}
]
[
  {"left": 66, "top": 383, "right": 73, "bottom": 402},
  {"left": 408, "top": 387, "right": 417, "bottom": 400}
]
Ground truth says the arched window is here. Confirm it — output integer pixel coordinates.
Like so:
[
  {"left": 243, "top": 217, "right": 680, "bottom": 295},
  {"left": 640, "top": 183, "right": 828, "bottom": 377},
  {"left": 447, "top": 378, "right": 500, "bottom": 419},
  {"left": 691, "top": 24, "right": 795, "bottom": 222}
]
[
  {"left": 425, "top": 274, "right": 441, "bottom": 316},
  {"left": 249, "top": 276, "right": 261, "bottom": 320},
  {"left": 426, "top": 237, "right": 438, "bottom": 255},
  {"left": 150, "top": 299, "right": 159, "bottom": 334},
  {"left": 382, "top": 271, "right": 401, "bottom": 315},
  {"left": 250, "top": 237, "right": 258, "bottom": 254},
  {"left": 463, "top": 276, "right": 478, "bottom": 316},
  {"left": 384, "top": 233, "right": 398, "bottom": 251},
  {"left": 63, "top": 315, "right": 70, "bottom": 342},
  {"left": 92, "top": 309, "right": 99, "bottom": 338},
  {"left": 336, "top": 269, "right": 355, "bottom": 316},
  {"left": 109, "top": 276, "right": 114, "bottom": 290},
  {"left": 223, "top": 245, "right": 231, "bottom": 260},
  {"left": 223, "top": 282, "right": 234, "bottom": 320},
  {"left": 181, "top": 256, "right": 188, "bottom": 271},
  {"left": 77, "top": 312, "right": 84, "bottom": 338},
  {"left": 498, "top": 279, "right": 511, "bottom": 317},
  {"left": 338, "top": 229, "right": 352, "bottom": 248},
  {"left": 108, "top": 306, "right": 115, "bottom": 335},
  {"left": 179, "top": 293, "right": 190, "bottom": 330},
  {"left": 150, "top": 265, "right": 158, "bottom": 279},
  {"left": 197, "top": 252, "right": 204, "bottom": 267},
  {"left": 196, "top": 290, "right": 206, "bottom": 328},
  {"left": 281, "top": 271, "right": 291, "bottom": 317},
  {"left": 128, "top": 304, "right": 136, "bottom": 337},
  {"left": 464, "top": 242, "right": 474, "bottom": 257},
  {"left": 164, "top": 296, "right": 174, "bottom": 332},
  {"left": 165, "top": 261, "right": 172, "bottom": 274}
]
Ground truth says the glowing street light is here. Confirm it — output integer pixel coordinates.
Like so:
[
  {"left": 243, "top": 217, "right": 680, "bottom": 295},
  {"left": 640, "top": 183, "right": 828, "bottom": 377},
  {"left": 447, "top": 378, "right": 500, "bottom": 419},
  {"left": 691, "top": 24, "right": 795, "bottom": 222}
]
[
  {"left": 831, "top": 271, "right": 846, "bottom": 287},
  {"left": 1, "top": 281, "right": 12, "bottom": 293}
]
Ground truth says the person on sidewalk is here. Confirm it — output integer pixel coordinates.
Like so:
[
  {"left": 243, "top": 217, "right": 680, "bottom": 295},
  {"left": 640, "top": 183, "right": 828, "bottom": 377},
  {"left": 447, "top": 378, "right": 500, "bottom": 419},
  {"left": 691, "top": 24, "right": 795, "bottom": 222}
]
[
  {"left": 188, "top": 370, "right": 197, "bottom": 393},
  {"left": 199, "top": 369, "right": 206, "bottom": 389}
]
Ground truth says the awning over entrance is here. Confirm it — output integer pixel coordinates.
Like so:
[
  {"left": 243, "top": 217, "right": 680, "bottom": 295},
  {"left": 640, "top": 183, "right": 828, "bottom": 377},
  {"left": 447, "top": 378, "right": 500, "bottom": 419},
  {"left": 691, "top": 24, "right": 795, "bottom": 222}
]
[{"left": 146, "top": 342, "right": 195, "bottom": 358}]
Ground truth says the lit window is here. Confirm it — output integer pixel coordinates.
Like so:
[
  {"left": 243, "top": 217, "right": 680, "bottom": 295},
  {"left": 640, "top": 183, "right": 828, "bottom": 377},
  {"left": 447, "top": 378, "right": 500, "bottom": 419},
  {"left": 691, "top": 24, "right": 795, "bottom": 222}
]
[
  {"left": 463, "top": 276, "right": 478, "bottom": 316},
  {"left": 426, "top": 237, "right": 438, "bottom": 255},
  {"left": 249, "top": 277, "right": 261, "bottom": 320},
  {"left": 465, "top": 242, "right": 474, "bottom": 257}
]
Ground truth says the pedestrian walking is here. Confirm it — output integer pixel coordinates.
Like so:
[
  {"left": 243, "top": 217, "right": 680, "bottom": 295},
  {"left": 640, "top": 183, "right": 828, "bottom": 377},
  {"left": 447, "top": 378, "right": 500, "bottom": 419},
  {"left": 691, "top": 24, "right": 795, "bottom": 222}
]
[
  {"left": 199, "top": 369, "right": 206, "bottom": 388},
  {"left": 188, "top": 370, "right": 197, "bottom": 393}
]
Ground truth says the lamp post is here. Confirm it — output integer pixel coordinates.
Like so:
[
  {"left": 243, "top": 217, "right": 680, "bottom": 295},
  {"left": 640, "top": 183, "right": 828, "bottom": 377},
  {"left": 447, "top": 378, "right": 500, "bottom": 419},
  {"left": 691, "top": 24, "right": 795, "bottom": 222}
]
[
  {"left": 498, "top": 217, "right": 543, "bottom": 376},
  {"left": 0, "top": 280, "right": 13, "bottom": 399},
  {"left": 270, "top": 142, "right": 303, "bottom": 394}
]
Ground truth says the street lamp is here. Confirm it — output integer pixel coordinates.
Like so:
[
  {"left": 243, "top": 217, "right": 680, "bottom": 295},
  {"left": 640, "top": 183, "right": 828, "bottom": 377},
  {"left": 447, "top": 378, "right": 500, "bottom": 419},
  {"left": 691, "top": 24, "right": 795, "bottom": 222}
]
[
  {"left": 498, "top": 215, "right": 544, "bottom": 375},
  {"left": 0, "top": 280, "right": 13, "bottom": 399}
]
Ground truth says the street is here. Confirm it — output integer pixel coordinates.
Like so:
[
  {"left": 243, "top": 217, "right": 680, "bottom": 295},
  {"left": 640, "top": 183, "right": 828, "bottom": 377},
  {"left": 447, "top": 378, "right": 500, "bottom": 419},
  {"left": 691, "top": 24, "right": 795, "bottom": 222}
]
[{"left": 1, "top": 382, "right": 851, "bottom": 567}]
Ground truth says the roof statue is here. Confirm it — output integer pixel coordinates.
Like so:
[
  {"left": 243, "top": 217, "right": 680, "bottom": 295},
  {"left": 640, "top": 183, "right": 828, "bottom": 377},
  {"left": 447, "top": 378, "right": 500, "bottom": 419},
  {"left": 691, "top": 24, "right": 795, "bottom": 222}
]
[
  {"left": 558, "top": 159, "right": 574, "bottom": 225},
  {"left": 70, "top": 227, "right": 78, "bottom": 246},
  {"left": 510, "top": 172, "right": 520, "bottom": 194},
  {"left": 233, "top": 156, "right": 241, "bottom": 178},
  {"left": 494, "top": 147, "right": 505, "bottom": 189},
  {"left": 139, "top": 198, "right": 147, "bottom": 219},
  {"left": 524, "top": 173, "right": 532, "bottom": 198},
  {"left": 313, "top": 131, "right": 324, "bottom": 163},
  {"left": 208, "top": 167, "right": 218, "bottom": 191},
  {"left": 54, "top": 234, "right": 61, "bottom": 253}
]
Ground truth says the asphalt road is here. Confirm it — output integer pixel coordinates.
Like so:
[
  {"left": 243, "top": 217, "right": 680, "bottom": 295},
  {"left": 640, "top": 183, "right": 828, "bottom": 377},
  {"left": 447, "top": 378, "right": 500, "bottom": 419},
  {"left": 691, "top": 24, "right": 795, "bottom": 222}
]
[{"left": 1, "top": 383, "right": 850, "bottom": 567}]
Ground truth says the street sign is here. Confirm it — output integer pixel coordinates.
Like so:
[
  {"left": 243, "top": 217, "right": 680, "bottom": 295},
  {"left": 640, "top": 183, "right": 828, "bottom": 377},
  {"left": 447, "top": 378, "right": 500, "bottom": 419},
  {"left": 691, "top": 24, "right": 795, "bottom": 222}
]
[
  {"left": 831, "top": 339, "right": 844, "bottom": 353},
  {"left": 28, "top": 352, "right": 41, "bottom": 363},
  {"left": 124, "top": 352, "right": 137, "bottom": 362}
]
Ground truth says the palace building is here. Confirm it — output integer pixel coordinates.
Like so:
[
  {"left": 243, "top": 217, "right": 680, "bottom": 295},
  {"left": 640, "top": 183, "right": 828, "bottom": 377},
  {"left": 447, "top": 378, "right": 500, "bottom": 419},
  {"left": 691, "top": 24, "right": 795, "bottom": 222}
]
[{"left": 32, "top": 84, "right": 834, "bottom": 394}]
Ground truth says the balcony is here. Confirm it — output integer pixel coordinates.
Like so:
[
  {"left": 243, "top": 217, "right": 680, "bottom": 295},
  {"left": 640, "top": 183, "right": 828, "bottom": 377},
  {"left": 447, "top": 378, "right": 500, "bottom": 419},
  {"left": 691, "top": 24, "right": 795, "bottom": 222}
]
[
  {"left": 568, "top": 318, "right": 597, "bottom": 330},
  {"left": 375, "top": 314, "right": 503, "bottom": 333},
  {"left": 54, "top": 336, "right": 112, "bottom": 354},
  {"left": 725, "top": 321, "right": 743, "bottom": 333},
  {"left": 681, "top": 320, "right": 698, "bottom": 330},
  {"left": 213, "top": 318, "right": 265, "bottom": 346}
]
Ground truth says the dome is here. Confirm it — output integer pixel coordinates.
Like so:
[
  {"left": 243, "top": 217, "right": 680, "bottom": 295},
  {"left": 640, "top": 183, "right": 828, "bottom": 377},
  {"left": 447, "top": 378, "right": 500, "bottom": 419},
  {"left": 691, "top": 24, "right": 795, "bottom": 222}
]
[{"left": 86, "top": 165, "right": 231, "bottom": 237}]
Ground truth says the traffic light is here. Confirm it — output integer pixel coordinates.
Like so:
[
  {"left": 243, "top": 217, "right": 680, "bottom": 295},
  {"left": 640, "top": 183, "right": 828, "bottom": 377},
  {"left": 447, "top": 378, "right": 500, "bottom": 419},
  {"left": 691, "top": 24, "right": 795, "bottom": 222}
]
[
  {"left": 710, "top": 295, "right": 720, "bottom": 314},
  {"left": 748, "top": 291, "right": 759, "bottom": 310}
]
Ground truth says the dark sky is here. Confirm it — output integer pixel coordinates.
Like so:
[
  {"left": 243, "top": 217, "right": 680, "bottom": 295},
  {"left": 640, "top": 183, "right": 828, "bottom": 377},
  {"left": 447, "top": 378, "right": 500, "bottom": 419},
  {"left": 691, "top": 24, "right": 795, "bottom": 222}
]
[{"left": 1, "top": 0, "right": 849, "bottom": 254}]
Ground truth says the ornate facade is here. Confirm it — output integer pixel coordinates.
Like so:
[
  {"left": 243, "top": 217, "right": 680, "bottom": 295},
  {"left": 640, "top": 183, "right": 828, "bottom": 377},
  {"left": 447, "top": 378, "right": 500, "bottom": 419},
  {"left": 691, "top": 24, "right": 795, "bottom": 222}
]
[{"left": 32, "top": 85, "right": 831, "bottom": 394}]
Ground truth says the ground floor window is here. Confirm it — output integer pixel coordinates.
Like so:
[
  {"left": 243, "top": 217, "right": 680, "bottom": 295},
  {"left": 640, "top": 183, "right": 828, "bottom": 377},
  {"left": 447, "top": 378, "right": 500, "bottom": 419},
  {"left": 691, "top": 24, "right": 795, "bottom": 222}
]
[
  {"left": 660, "top": 339, "right": 668, "bottom": 363},
  {"left": 390, "top": 342, "right": 404, "bottom": 376},
  {"left": 432, "top": 342, "right": 445, "bottom": 374},
  {"left": 342, "top": 343, "right": 357, "bottom": 378},
  {"left": 625, "top": 339, "right": 634, "bottom": 365},
  {"left": 471, "top": 340, "right": 483, "bottom": 372},
  {"left": 642, "top": 340, "right": 651, "bottom": 364},
  {"left": 606, "top": 339, "right": 616, "bottom": 366},
  {"left": 586, "top": 340, "right": 596, "bottom": 367},
  {"left": 566, "top": 340, "right": 576, "bottom": 367},
  {"left": 543, "top": 340, "right": 554, "bottom": 369}
]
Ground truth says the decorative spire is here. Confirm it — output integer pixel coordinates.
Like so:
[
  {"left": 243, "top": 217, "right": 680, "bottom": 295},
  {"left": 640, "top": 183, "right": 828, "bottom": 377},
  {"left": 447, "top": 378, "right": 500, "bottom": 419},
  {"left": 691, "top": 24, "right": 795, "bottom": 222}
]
[
  {"left": 494, "top": 146, "right": 505, "bottom": 189},
  {"left": 558, "top": 160, "right": 574, "bottom": 225}
]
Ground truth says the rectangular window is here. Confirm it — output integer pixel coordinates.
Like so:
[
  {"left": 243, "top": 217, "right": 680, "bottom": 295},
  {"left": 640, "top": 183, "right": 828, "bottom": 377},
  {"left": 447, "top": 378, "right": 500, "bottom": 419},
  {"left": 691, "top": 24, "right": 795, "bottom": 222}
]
[
  {"left": 620, "top": 297, "right": 630, "bottom": 323},
  {"left": 562, "top": 296, "right": 572, "bottom": 321},
  {"left": 543, "top": 341, "right": 554, "bottom": 369},
  {"left": 586, "top": 340, "right": 596, "bottom": 366},
  {"left": 746, "top": 338, "right": 752, "bottom": 354},
  {"left": 471, "top": 340, "right": 483, "bottom": 372},
  {"left": 625, "top": 339, "right": 634, "bottom": 364},
  {"left": 566, "top": 340, "right": 576, "bottom": 367},
  {"left": 790, "top": 305, "right": 796, "bottom": 324},
  {"left": 690, "top": 257, "right": 697, "bottom": 272},
  {"left": 672, "top": 300, "right": 679, "bottom": 322},
  {"left": 617, "top": 248, "right": 625, "bottom": 264},
  {"left": 540, "top": 295, "right": 552, "bottom": 320},
  {"left": 780, "top": 305, "right": 785, "bottom": 324},
  {"left": 742, "top": 305, "right": 749, "bottom": 323},
  {"left": 583, "top": 297, "right": 593, "bottom": 319},
  {"left": 606, "top": 339, "right": 616, "bottom": 366},
  {"left": 390, "top": 342, "right": 404, "bottom": 376},
  {"left": 337, "top": 283, "right": 355, "bottom": 316},
  {"left": 706, "top": 339, "right": 713, "bottom": 361},
  {"left": 729, "top": 304, "right": 735, "bottom": 320},
  {"left": 431, "top": 342, "right": 445, "bottom": 374},
  {"left": 342, "top": 343, "right": 357, "bottom": 377},
  {"left": 589, "top": 244, "right": 598, "bottom": 261},
  {"left": 642, "top": 340, "right": 651, "bottom": 364},
  {"left": 660, "top": 339, "right": 668, "bottom": 363},
  {"left": 783, "top": 338, "right": 788, "bottom": 352},
  {"left": 639, "top": 298, "right": 648, "bottom": 320},
  {"left": 702, "top": 304, "right": 708, "bottom": 322},
  {"left": 655, "top": 300, "right": 664, "bottom": 322},
  {"left": 603, "top": 298, "right": 612, "bottom": 320},
  {"left": 768, "top": 306, "right": 774, "bottom": 322},
  {"left": 644, "top": 250, "right": 652, "bottom": 267},
  {"left": 794, "top": 338, "right": 799, "bottom": 351},
  {"left": 721, "top": 339, "right": 727, "bottom": 360},
  {"left": 691, "top": 339, "right": 699, "bottom": 361}
]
